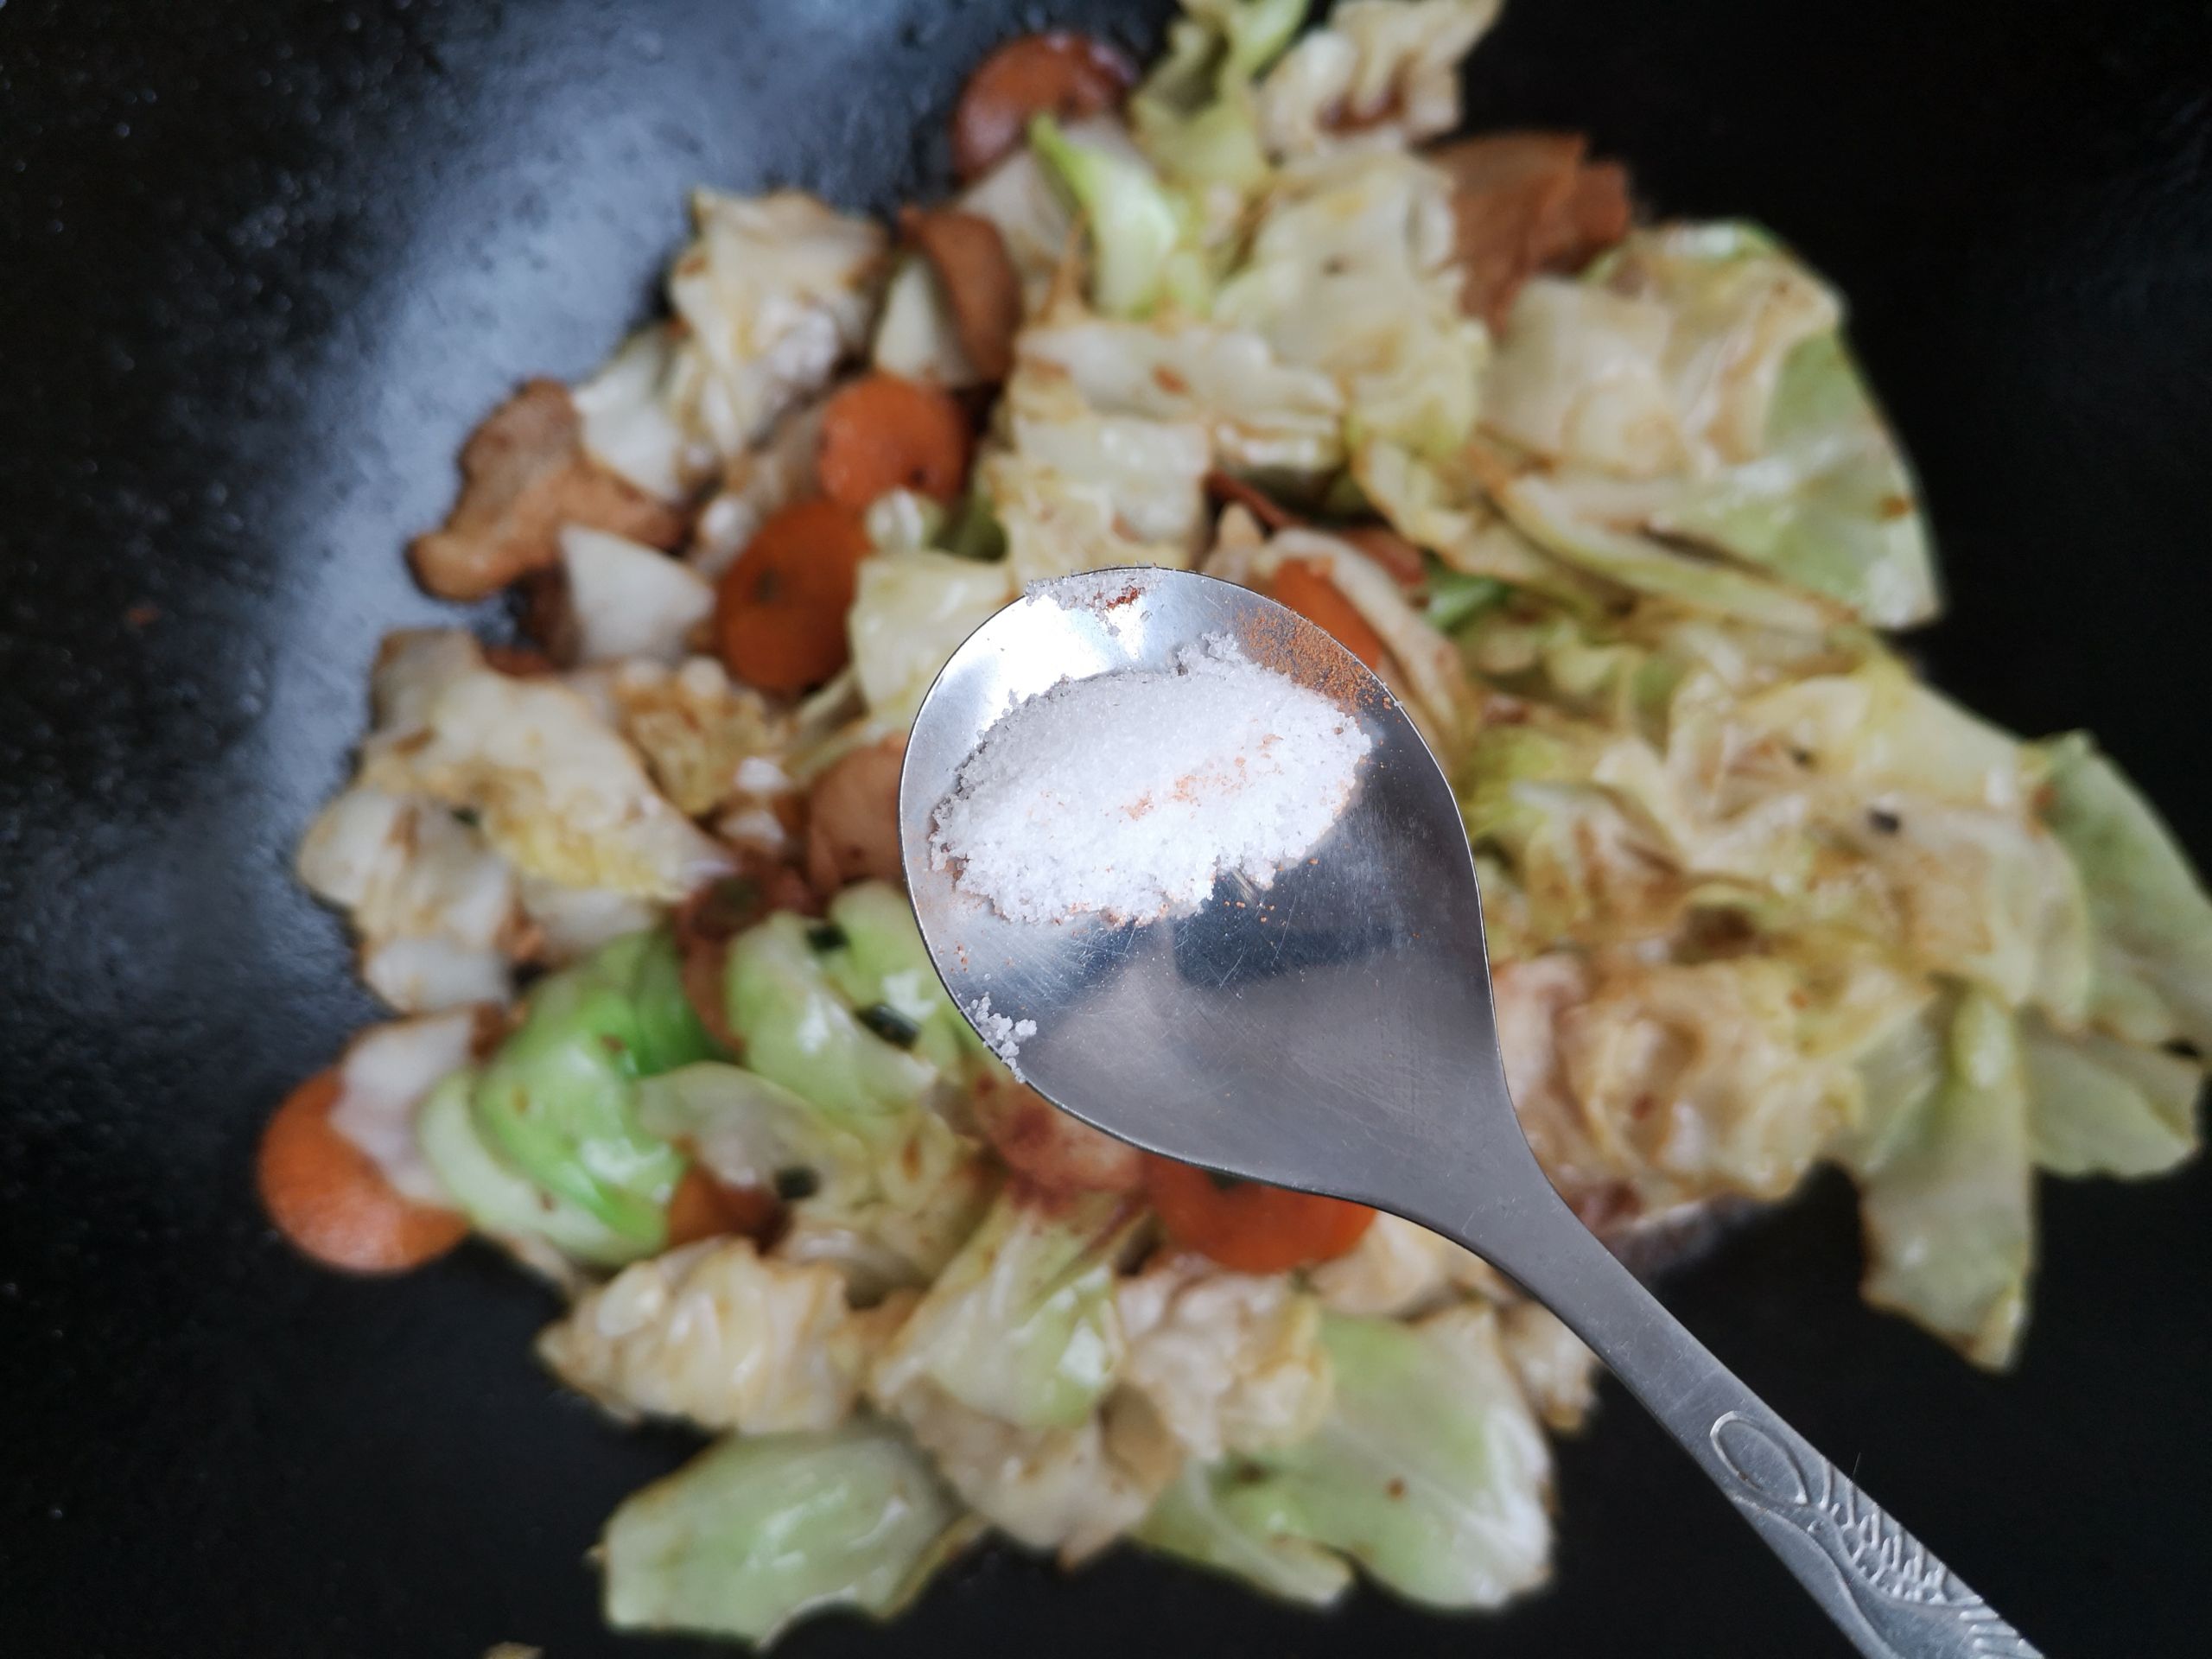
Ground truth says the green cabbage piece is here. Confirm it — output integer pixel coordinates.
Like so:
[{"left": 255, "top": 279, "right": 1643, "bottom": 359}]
[
  {"left": 601, "top": 1421, "right": 972, "bottom": 1645},
  {"left": 1859, "top": 990, "right": 2034, "bottom": 1369},
  {"left": 2038, "top": 732, "right": 2212, "bottom": 1052},
  {"left": 637, "top": 1061, "right": 868, "bottom": 1195},
  {"left": 1478, "top": 453, "right": 1842, "bottom": 632},
  {"left": 1835, "top": 999, "right": 1950, "bottom": 1179},
  {"left": 1134, "top": 1459, "right": 1353, "bottom": 1606},
  {"left": 2020, "top": 1016, "right": 2200, "bottom": 1179},
  {"left": 1478, "top": 222, "right": 1938, "bottom": 628},
  {"left": 1421, "top": 565, "right": 1508, "bottom": 634},
  {"left": 1131, "top": 0, "right": 1307, "bottom": 191},
  {"left": 724, "top": 912, "right": 942, "bottom": 1128},
  {"left": 1654, "top": 331, "right": 1938, "bottom": 628},
  {"left": 1216, "top": 152, "right": 1485, "bottom": 458},
  {"left": 1198, "top": 1307, "right": 1553, "bottom": 1609},
  {"left": 816, "top": 882, "right": 977, "bottom": 1076},
  {"left": 468, "top": 928, "right": 712, "bottom": 1252},
  {"left": 870, "top": 1188, "right": 1137, "bottom": 1430},
  {"left": 638, "top": 1061, "right": 994, "bottom": 1296},
  {"left": 848, "top": 549, "right": 1015, "bottom": 726},
  {"left": 416, "top": 1069, "right": 638, "bottom": 1266},
  {"left": 1029, "top": 115, "right": 1195, "bottom": 318}
]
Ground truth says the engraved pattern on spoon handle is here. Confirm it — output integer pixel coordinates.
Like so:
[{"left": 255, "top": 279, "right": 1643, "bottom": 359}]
[
  {"left": 1436, "top": 1181, "right": 2041, "bottom": 1659},
  {"left": 1707, "top": 1408, "right": 2040, "bottom": 1658}
]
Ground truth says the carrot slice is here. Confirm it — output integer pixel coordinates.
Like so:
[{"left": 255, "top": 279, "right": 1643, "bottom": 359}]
[
  {"left": 1145, "top": 1157, "right": 1376, "bottom": 1274},
  {"left": 952, "top": 31, "right": 1138, "bottom": 182},
  {"left": 257, "top": 1069, "right": 468, "bottom": 1274},
  {"left": 902, "top": 207, "right": 1025, "bottom": 384},
  {"left": 817, "top": 374, "right": 975, "bottom": 512},
  {"left": 665, "top": 1166, "right": 783, "bottom": 1248},
  {"left": 1271, "top": 558, "right": 1389, "bottom": 671},
  {"left": 713, "top": 499, "right": 873, "bottom": 695}
]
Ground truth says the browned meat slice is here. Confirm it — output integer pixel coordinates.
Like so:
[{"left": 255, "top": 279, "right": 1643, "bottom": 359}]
[{"left": 409, "top": 379, "right": 688, "bottom": 601}]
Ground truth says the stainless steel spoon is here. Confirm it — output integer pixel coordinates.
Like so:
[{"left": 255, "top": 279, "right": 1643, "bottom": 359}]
[{"left": 899, "top": 567, "right": 2037, "bottom": 1659}]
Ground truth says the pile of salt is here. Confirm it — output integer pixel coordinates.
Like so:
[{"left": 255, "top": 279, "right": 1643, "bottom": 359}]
[{"left": 930, "top": 632, "right": 1372, "bottom": 927}]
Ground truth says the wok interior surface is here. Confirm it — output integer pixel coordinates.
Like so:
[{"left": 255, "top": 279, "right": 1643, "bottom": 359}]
[{"left": 4, "top": 2, "right": 2211, "bottom": 1654}]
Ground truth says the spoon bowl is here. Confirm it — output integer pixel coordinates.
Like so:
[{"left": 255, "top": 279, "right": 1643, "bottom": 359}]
[
  {"left": 901, "top": 568, "right": 2035, "bottom": 1659},
  {"left": 898, "top": 565, "right": 1534, "bottom": 1220}
]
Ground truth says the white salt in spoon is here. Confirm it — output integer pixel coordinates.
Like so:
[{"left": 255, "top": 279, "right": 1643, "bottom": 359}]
[{"left": 901, "top": 568, "right": 2034, "bottom": 1659}]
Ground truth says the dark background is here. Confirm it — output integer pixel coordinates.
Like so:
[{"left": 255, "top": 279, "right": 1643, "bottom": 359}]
[{"left": 3, "top": 1, "right": 2209, "bottom": 1654}]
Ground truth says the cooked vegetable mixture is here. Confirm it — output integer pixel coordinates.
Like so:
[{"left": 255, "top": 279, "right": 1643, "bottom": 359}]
[{"left": 265, "top": 0, "right": 2211, "bottom": 1643}]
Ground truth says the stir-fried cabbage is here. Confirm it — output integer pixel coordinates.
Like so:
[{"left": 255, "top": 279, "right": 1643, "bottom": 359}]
[
  {"left": 639, "top": 1062, "right": 994, "bottom": 1300},
  {"left": 1130, "top": 0, "right": 1309, "bottom": 194},
  {"left": 873, "top": 254, "right": 982, "bottom": 390},
  {"left": 873, "top": 1376, "right": 1171, "bottom": 1560},
  {"left": 1020, "top": 315, "right": 1344, "bottom": 475},
  {"left": 848, "top": 550, "right": 1018, "bottom": 726},
  {"left": 2021, "top": 1017, "right": 2199, "bottom": 1180},
  {"left": 327, "top": 1011, "right": 479, "bottom": 1208},
  {"left": 1857, "top": 991, "right": 2035, "bottom": 1368},
  {"left": 601, "top": 656, "right": 790, "bottom": 821},
  {"left": 600, "top": 1421, "right": 970, "bottom": 1644},
  {"left": 1217, "top": 149, "right": 1484, "bottom": 456},
  {"left": 1117, "top": 1254, "right": 1335, "bottom": 1460},
  {"left": 2038, "top": 733, "right": 2212, "bottom": 1052},
  {"left": 983, "top": 334, "right": 1215, "bottom": 585},
  {"left": 1473, "top": 224, "right": 1938, "bottom": 627},
  {"left": 723, "top": 914, "right": 945, "bottom": 1127},
  {"left": 298, "top": 785, "right": 518, "bottom": 1012},
  {"left": 1135, "top": 1459, "right": 1354, "bottom": 1605},
  {"left": 416, "top": 1067, "right": 635, "bottom": 1267},
  {"left": 575, "top": 190, "right": 887, "bottom": 501},
  {"left": 467, "top": 927, "right": 714, "bottom": 1254},
  {"left": 358, "top": 630, "right": 733, "bottom": 902},
  {"left": 1256, "top": 0, "right": 1499, "bottom": 159},
  {"left": 1305, "top": 1211, "right": 1500, "bottom": 1316},
  {"left": 1154, "top": 1307, "right": 1552, "bottom": 1608},
  {"left": 956, "top": 138, "right": 1081, "bottom": 315},
  {"left": 283, "top": 0, "right": 2212, "bottom": 1630},
  {"left": 870, "top": 1189, "right": 1139, "bottom": 1431},
  {"left": 537, "top": 1237, "right": 884, "bottom": 1433},
  {"left": 558, "top": 527, "right": 715, "bottom": 666},
  {"left": 1030, "top": 116, "right": 1198, "bottom": 319}
]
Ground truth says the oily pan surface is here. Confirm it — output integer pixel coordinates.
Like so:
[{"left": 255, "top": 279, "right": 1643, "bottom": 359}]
[{"left": 3, "top": 1, "right": 2212, "bottom": 1655}]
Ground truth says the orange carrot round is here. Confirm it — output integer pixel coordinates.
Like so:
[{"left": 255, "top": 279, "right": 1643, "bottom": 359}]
[
  {"left": 1271, "top": 559, "right": 1389, "bottom": 671},
  {"left": 257, "top": 1069, "right": 468, "bottom": 1274},
  {"left": 817, "top": 374, "right": 975, "bottom": 512},
  {"left": 952, "top": 31, "right": 1137, "bottom": 182},
  {"left": 1145, "top": 1156, "right": 1376, "bottom": 1274},
  {"left": 714, "top": 498, "right": 872, "bottom": 695}
]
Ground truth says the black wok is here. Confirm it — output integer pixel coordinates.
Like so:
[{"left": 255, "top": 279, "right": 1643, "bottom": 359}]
[{"left": 4, "top": 2, "right": 2211, "bottom": 1654}]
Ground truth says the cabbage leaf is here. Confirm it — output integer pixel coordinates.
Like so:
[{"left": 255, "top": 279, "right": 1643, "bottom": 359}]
[
  {"left": 601, "top": 1421, "right": 972, "bottom": 1645},
  {"left": 1178, "top": 1306, "right": 1551, "bottom": 1608}
]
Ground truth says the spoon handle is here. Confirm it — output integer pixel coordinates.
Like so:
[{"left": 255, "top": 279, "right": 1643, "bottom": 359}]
[{"left": 1441, "top": 1195, "right": 2039, "bottom": 1659}]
